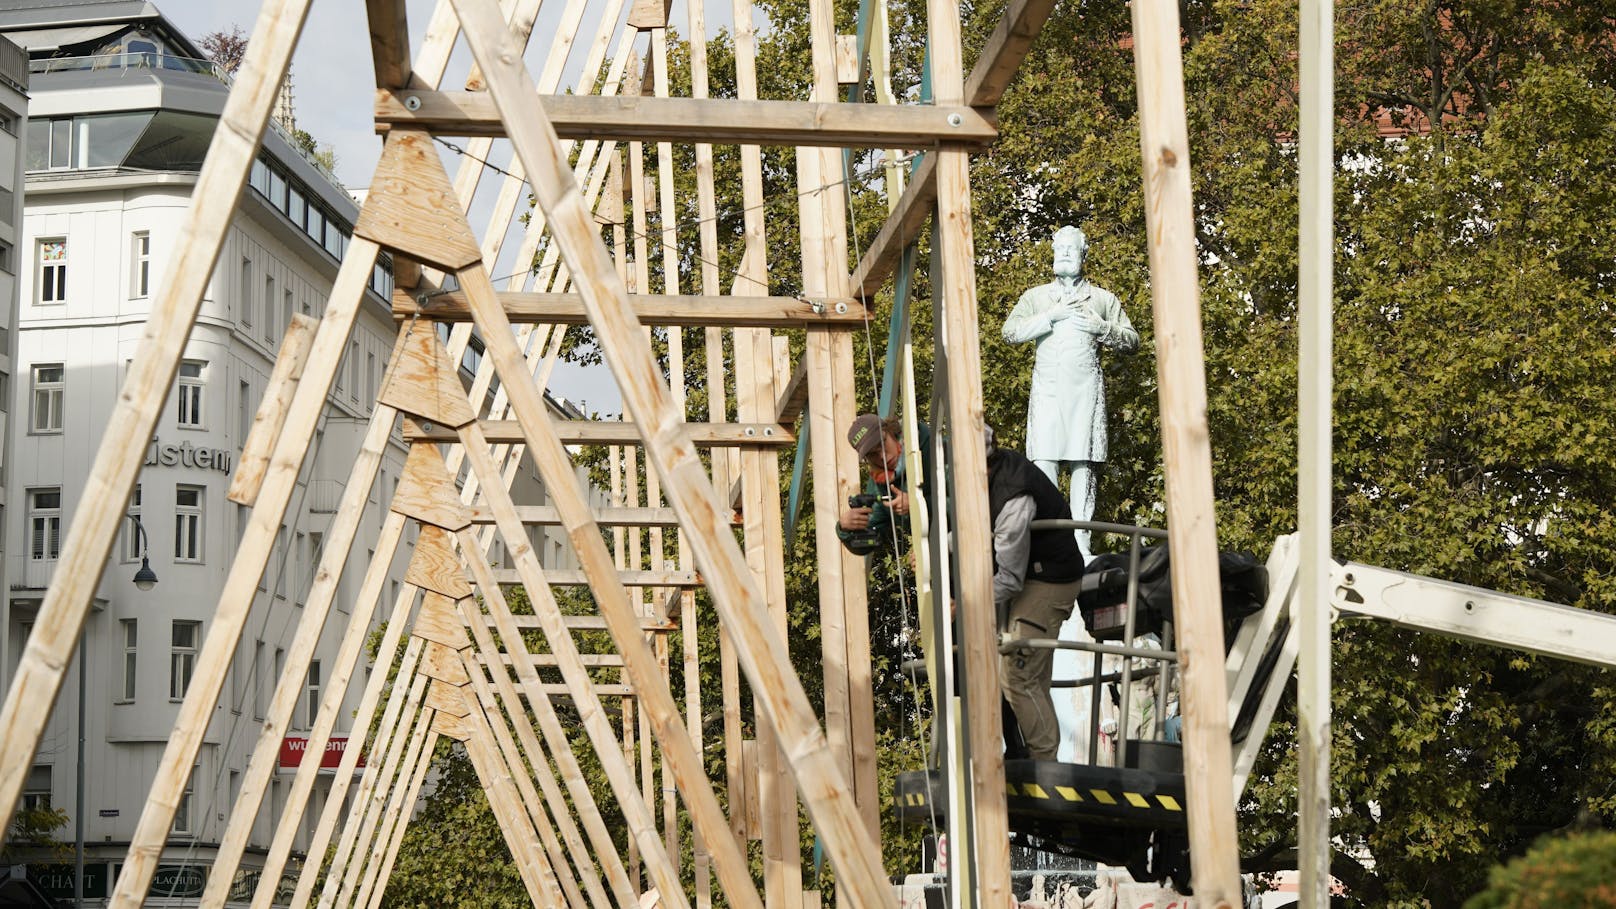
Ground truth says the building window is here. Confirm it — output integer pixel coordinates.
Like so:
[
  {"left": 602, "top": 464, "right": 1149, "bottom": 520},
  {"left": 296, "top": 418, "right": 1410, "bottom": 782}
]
[
  {"left": 22, "top": 766, "right": 51, "bottom": 812},
  {"left": 263, "top": 274, "right": 275, "bottom": 341},
  {"left": 283, "top": 288, "right": 294, "bottom": 334},
  {"left": 177, "top": 361, "right": 205, "bottom": 428},
  {"left": 0, "top": 106, "right": 16, "bottom": 137},
  {"left": 175, "top": 485, "right": 203, "bottom": 562},
  {"left": 304, "top": 660, "right": 321, "bottom": 729},
  {"left": 38, "top": 240, "right": 66, "bottom": 304},
  {"left": 132, "top": 232, "right": 151, "bottom": 297},
  {"left": 31, "top": 364, "right": 63, "bottom": 433},
  {"left": 28, "top": 488, "right": 61, "bottom": 561},
  {"left": 0, "top": 241, "right": 14, "bottom": 274},
  {"left": 119, "top": 619, "right": 138, "bottom": 702},
  {"left": 240, "top": 258, "right": 252, "bottom": 328},
  {"left": 253, "top": 640, "right": 266, "bottom": 721},
  {"left": 170, "top": 620, "right": 200, "bottom": 700},
  {"left": 122, "top": 486, "right": 143, "bottom": 562},
  {"left": 348, "top": 341, "right": 360, "bottom": 400},
  {"left": 172, "top": 765, "right": 196, "bottom": 835}
]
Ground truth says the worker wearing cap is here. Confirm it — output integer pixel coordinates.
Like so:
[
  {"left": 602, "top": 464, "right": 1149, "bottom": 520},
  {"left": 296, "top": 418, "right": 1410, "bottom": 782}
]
[{"left": 836, "top": 413, "right": 933, "bottom": 555}]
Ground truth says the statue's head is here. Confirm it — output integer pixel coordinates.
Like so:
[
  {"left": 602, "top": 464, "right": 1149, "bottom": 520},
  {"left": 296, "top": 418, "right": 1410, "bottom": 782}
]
[{"left": 1052, "top": 225, "right": 1087, "bottom": 278}]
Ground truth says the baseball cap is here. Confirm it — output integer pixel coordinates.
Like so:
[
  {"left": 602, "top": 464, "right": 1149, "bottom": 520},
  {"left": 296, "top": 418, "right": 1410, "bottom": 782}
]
[{"left": 847, "top": 413, "right": 884, "bottom": 458}]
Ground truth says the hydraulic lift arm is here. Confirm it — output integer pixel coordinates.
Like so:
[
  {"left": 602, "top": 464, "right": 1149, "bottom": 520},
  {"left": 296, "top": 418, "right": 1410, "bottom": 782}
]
[{"left": 1230, "top": 537, "right": 1616, "bottom": 801}]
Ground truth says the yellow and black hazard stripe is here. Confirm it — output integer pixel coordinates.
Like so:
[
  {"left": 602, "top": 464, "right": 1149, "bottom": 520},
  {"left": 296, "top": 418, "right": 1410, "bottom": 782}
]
[{"left": 1003, "top": 781, "right": 1182, "bottom": 813}]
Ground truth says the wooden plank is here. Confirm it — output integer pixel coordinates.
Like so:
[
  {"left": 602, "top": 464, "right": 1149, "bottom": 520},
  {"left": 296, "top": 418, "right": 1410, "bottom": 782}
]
[
  {"left": 375, "top": 90, "right": 997, "bottom": 147},
  {"left": 626, "top": 0, "right": 668, "bottom": 28},
  {"left": 0, "top": 0, "right": 317, "bottom": 837},
  {"left": 849, "top": 152, "right": 936, "bottom": 299},
  {"left": 1131, "top": 0, "right": 1242, "bottom": 900},
  {"left": 455, "top": 597, "right": 642, "bottom": 909},
  {"left": 365, "top": 0, "right": 412, "bottom": 90},
  {"left": 412, "top": 591, "right": 473, "bottom": 650},
  {"left": 725, "top": 0, "right": 767, "bottom": 854},
  {"left": 354, "top": 129, "right": 483, "bottom": 271},
  {"left": 348, "top": 705, "right": 438, "bottom": 909},
  {"left": 227, "top": 313, "right": 317, "bottom": 506},
  {"left": 377, "top": 326, "right": 478, "bottom": 431},
  {"left": 293, "top": 634, "right": 424, "bottom": 909},
  {"left": 459, "top": 683, "right": 583, "bottom": 909},
  {"left": 392, "top": 442, "right": 474, "bottom": 532},
  {"left": 486, "top": 613, "right": 677, "bottom": 632},
  {"left": 280, "top": 591, "right": 420, "bottom": 909},
  {"left": 488, "top": 568, "right": 698, "bottom": 587},
  {"left": 425, "top": 679, "right": 472, "bottom": 717},
  {"left": 963, "top": 0, "right": 1059, "bottom": 107},
  {"left": 398, "top": 290, "right": 866, "bottom": 327},
  {"left": 475, "top": 652, "right": 626, "bottom": 668},
  {"left": 430, "top": 712, "right": 469, "bottom": 740},
  {"left": 467, "top": 504, "right": 691, "bottom": 527},
  {"left": 329, "top": 678, "right": 431, "bottom": 909},
  {"left": 409, "top": 419, "right": 791, "bottom": 447},
  {"left": 453, "top": 507, "right": 707, "bottom": 909},
  {"left": 419, "top": 638, "right": 472, "bottom": 684},
  {"left": 835, "top": 34, "right": 859, "bottom": 85},
  {"left": 201, "top": 507, "right": 406, "bottom": 909},
  {"left": 450, "top": 3, "right": 888, "bottom": 903},
  {"left": 404, "top": 525, "right": 474, "bottom": 600},
  {"left": 849, "top": 0, "right": 1055, "bottom": 299}
]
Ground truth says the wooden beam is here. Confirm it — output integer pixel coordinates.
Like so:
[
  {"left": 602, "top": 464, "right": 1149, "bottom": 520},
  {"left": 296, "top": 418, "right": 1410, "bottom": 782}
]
[
  {"left": 376, "top": 90, "right": 996, "bottom": 147},
  {"left": 450, "top": 2, "right": 891, "bottom": 903},
  {"left": 408, "top": 419, "right": 791, "bottom": 447},
  {"left": 228, "top": 313, "right": 317, "bottom": 507},
  {"left": 458, "top": 653, "right": 591, "bottom": 909},
  {"left": 365, "top": 0, "right": 412, "bottom": 90},
  {"left": 486, "top": 613, "right": 677, "bottom": 632},
  {"left": 1131, "top": 0, "right": 1242, "bottom": 900},
  {"left": 467, "top": 504, "right": 693, "bottom": 527},
  {"left": 293, "top": 636, "right": 424, "bottom": 909},
  {"left": 201, "top": 508, "right": 406, "bottom": 909},
  {"left": 399, "top": 290, "right": 866, "bottom": 327},
  {"left": 963, "top": 0, "right": 1058, "bottom": 107},
  {"left": 476, "top": 652, "right": 626, "bottom": 669},
  {"left": 850, "top": 152, "right": 936, "bottom": 299},
  {"left": 488, "top": 568, "right": 698, "bottom": 587},
  {"left": 453, "top": 596, "right": 642, "bottom": 909}
]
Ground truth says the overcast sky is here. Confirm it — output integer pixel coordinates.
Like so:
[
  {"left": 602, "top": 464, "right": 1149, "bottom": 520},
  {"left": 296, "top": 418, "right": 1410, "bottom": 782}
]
[{"left": 155, "top": 0, "right": 651, "bottom": 415}]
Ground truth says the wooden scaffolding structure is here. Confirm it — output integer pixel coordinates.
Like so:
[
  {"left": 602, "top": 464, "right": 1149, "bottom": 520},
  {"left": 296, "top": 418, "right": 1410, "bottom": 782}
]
[{"left": 0, "top": 0, "right": 1249, "bottom": 906}]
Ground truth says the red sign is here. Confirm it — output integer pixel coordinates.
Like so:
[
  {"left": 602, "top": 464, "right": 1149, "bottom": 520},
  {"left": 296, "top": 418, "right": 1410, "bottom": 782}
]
[{"left": 279, "top": 736, "right": 364, "bottom": 770}]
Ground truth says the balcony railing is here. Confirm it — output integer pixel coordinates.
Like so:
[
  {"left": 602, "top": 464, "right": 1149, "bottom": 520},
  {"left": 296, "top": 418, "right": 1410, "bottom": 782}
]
[{"left": 29, "top": 52, "right": 227, "bottom": 80}]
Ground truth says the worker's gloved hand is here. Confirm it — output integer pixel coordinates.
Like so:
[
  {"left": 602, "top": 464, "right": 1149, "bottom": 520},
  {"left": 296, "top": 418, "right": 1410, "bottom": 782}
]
[{"left": 840, "top": 505, "right": 873, "bottom": 531}]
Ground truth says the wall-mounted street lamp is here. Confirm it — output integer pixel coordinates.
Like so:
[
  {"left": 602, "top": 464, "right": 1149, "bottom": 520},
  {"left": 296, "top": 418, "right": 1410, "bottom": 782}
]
[
  {"left": 128, "top": 514, "right": 158, "bottom": 591},
  {"left": 75, "top": 515, "right": 161, "bottom": 905}
]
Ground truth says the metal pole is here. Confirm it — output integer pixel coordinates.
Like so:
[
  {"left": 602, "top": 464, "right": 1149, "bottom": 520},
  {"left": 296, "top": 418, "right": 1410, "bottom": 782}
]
[
  {"left": 1298, "top": 0, "right": 1336, "bottom": 903},
  {"left": 76, "top": 630, "right": 85, "bottom": 909}
]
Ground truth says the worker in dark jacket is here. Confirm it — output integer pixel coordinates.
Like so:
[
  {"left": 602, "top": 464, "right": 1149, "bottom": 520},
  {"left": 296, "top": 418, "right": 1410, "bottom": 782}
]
[
  {"left": 836, "top": 413, "right": 934, "bottom": 555},
  {"left": 987, "top": 428, "right": 1085, "bottom": 761}
]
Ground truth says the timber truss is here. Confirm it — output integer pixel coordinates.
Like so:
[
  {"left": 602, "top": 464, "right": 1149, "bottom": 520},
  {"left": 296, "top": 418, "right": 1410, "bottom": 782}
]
[{"left": 0, "top": 0, "right": 1249, "bottom": 905}]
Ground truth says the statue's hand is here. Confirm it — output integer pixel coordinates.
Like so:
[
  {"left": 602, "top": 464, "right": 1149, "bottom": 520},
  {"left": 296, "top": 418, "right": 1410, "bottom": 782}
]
[
  {"left": 1069, "top": 308, "right": 1105, "bottom": 334},
  {"left": 1049, "top": 302, "right": 1073, "bottom": 321}
]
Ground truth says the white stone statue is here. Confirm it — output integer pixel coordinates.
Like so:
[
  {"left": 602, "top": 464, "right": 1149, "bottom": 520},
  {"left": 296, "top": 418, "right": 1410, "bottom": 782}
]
[{"left": 1002, "top": 225, "right": 1138, "bottom": 558}]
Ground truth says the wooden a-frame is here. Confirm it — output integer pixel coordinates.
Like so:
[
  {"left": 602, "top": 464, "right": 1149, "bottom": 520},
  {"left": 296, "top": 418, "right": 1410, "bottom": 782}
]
[{"left": 0, "top": 0, "right": 1250, "bottom": 904}]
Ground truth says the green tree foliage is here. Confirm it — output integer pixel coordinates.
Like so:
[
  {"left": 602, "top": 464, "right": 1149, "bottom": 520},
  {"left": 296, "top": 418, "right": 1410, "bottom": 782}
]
[{"left": 1464, "top": 830, "right": 1616, "bottom": 908}]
